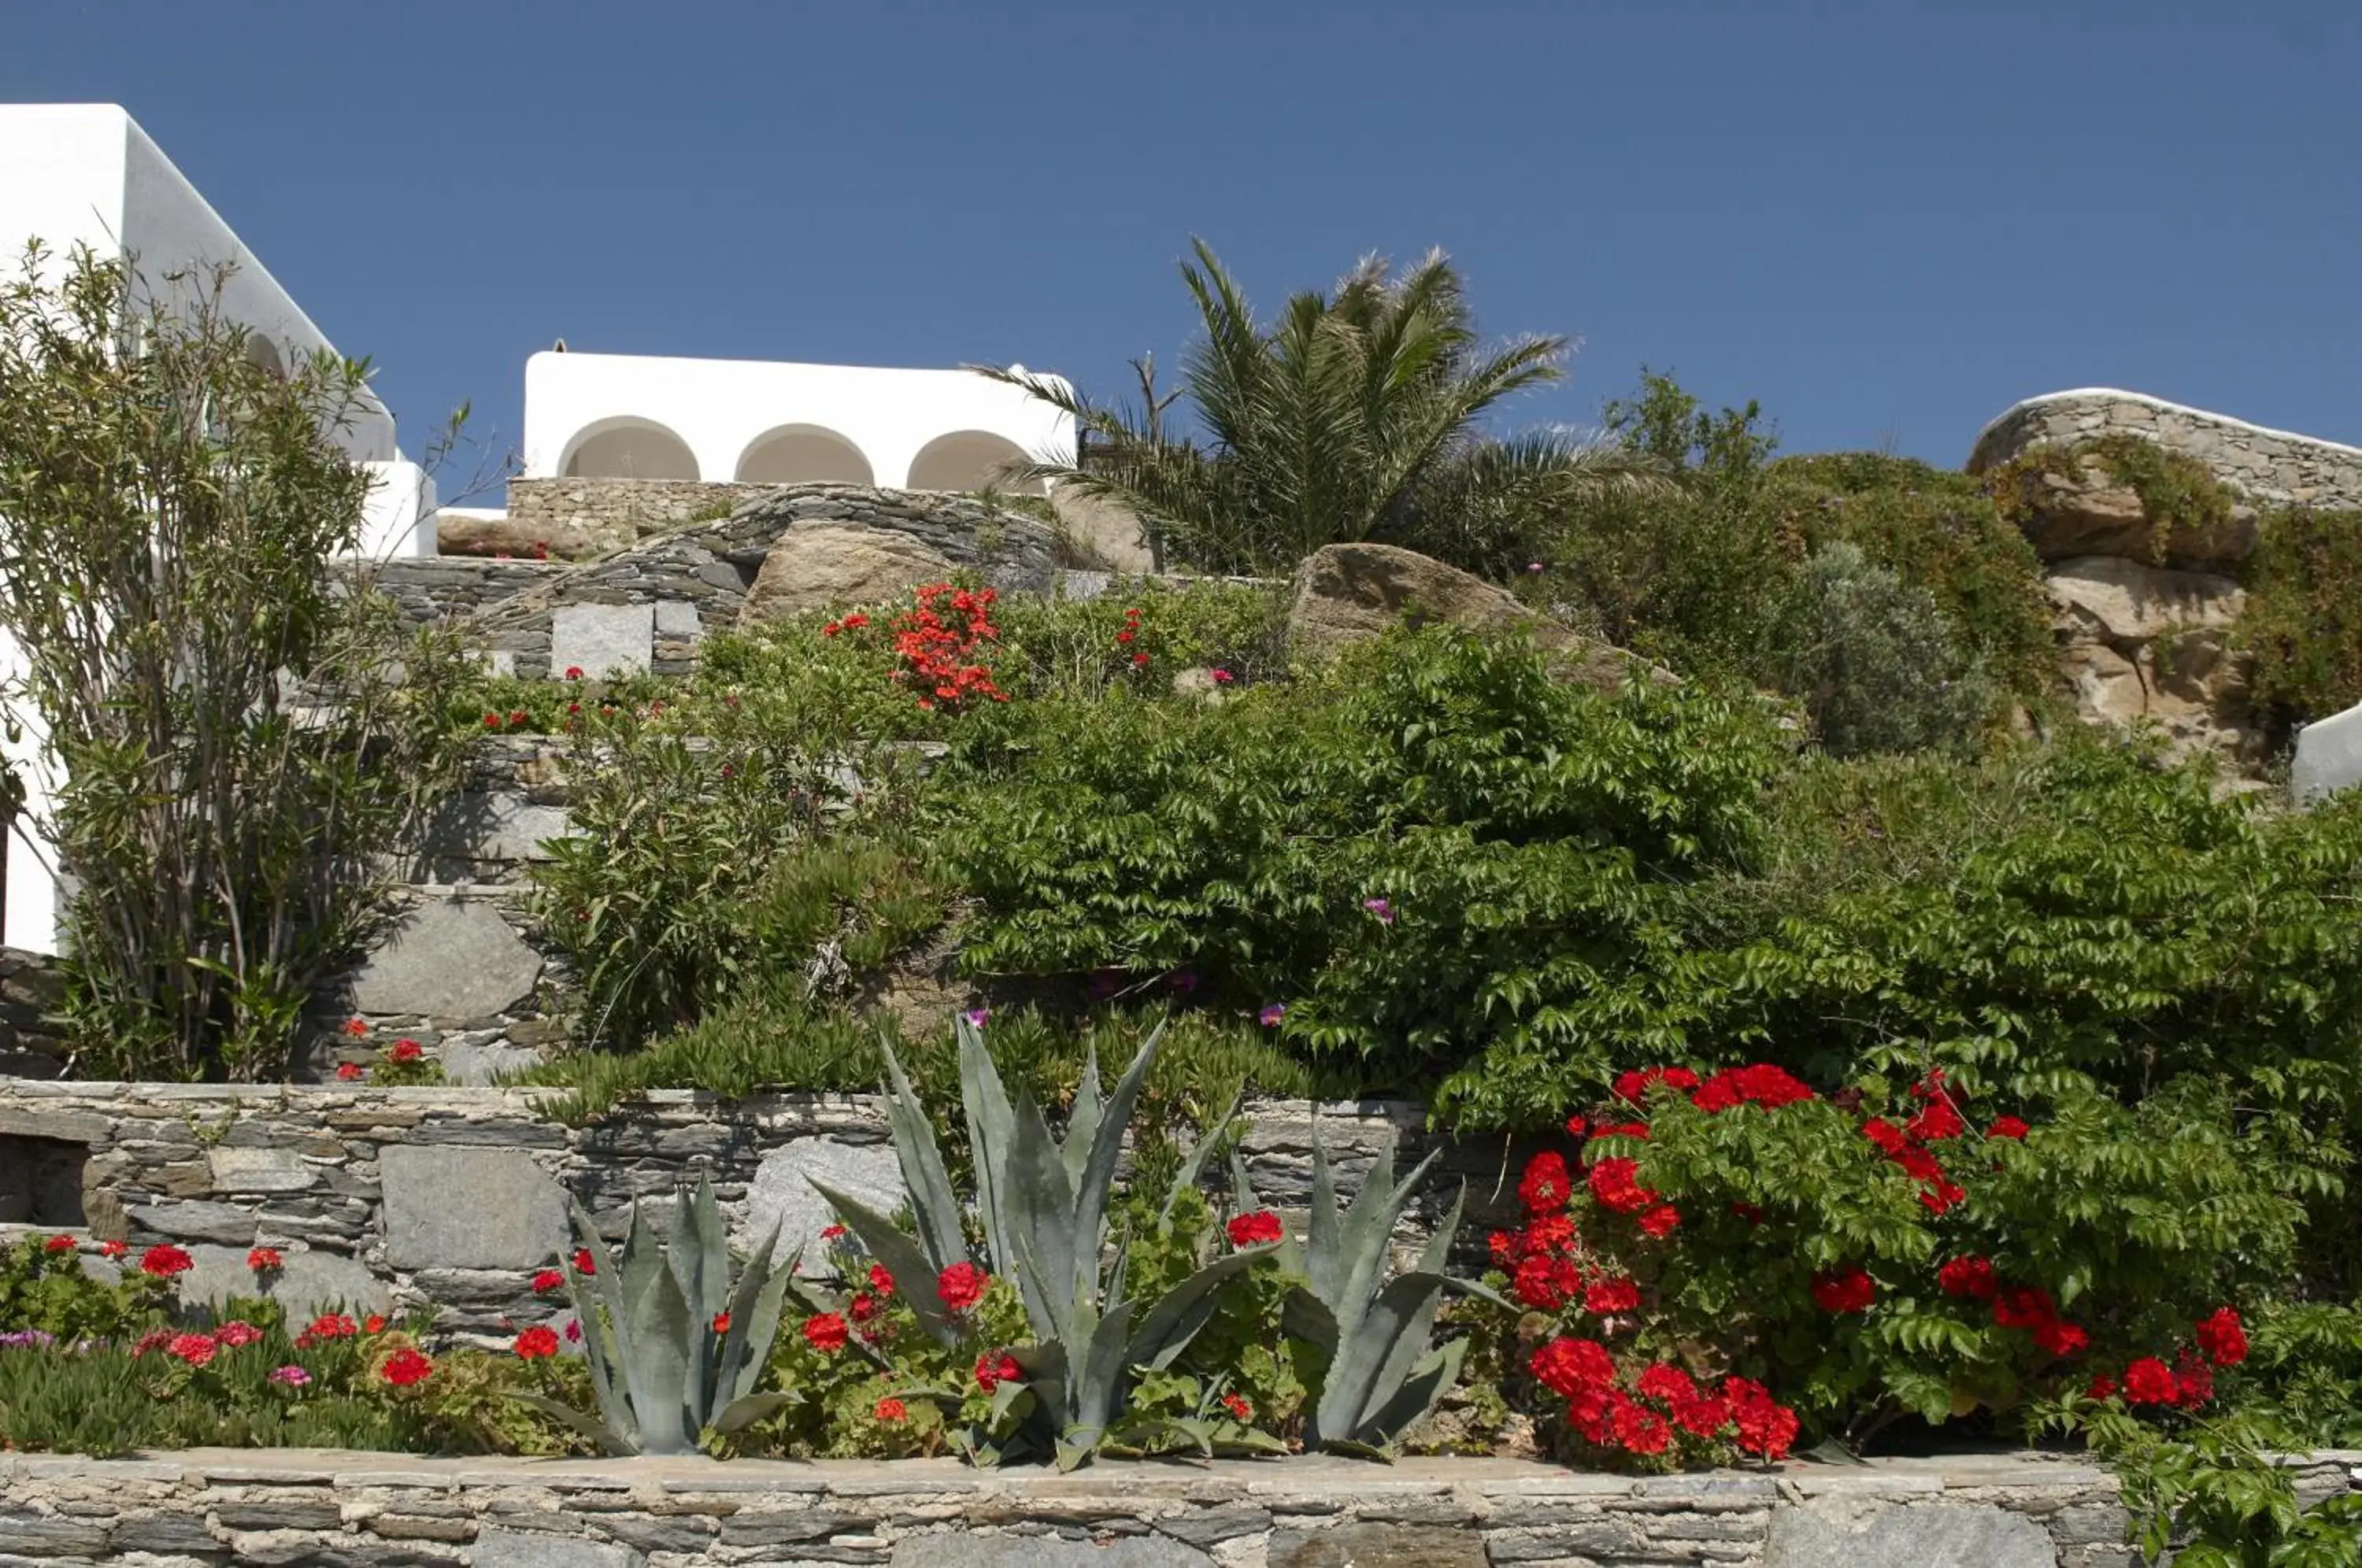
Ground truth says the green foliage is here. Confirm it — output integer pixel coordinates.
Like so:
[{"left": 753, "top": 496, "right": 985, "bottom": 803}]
[
  {"left": 982, "top": 241, "right": 1664, "bottom": 575},
  {"left": 523, "top": 1178, "right": 794, "bottom": 1455},
  {"left": 2069, "top": 1410, "right": 2362, "bottom": 1567},
  {"left": 2238, "top": 505, "right": 2362, "bottom": 730},
  {"left": 1763, "top": 542, "right": 1996, "bottom": 756},
  {"left": 1988, "top": 432, "right": 2239, "bottom": 564},
  {"left": 0, "top": 247, "right": 472, "bottom": 1078},
  {"left": 0, "top": 1235, "right": 173, "bottom": 1342}
]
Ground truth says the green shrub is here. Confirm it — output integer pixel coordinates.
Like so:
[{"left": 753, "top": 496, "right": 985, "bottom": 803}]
[
  {"left": 1986, "top": 432, "right": 2239, "bottom": 564},
  {"left": 2238, "top": 505, "right": 2362, "bottom": 730},
  {"left": 1764, "top": 542, "right": 1996, "bottom": 756}
]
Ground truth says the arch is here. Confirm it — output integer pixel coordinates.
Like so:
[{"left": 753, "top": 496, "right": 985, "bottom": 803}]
[
  {"left": 560, "top": 417, "right": 700, "bottom": 481},
  {"left": 735, "top": 423, "right": 874, "bottom": 486},
  {"left": 242, "top": 333, "right": 286, "bottom": 380},
  {"left": 905, "top": 430, "right": 1043, "bottom": 494}
]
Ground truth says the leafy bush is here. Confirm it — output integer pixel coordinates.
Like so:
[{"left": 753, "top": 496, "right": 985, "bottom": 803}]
[
  {"left": 2238, "top": 505, "right": 2362, "bottom": 731},
  {"left": 1764, "top": 542, "right": 1995, "bottom": 756},
  {"left": 0, "top": 248, "right": 472, "bottom": 1078}
]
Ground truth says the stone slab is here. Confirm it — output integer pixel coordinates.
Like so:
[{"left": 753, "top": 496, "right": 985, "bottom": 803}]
[
  {"left": 353, "top": 901, "right": 543, "bottom": 1021},
  {"left": 180, "top": 1242, "right": 389, "bottom": 1318},
  {"left": 550, "top": 602, "right": 654, "bottom": 679},
  {"left": 1764, "top": 1499, "right": 2053, "bottom": 1568},
  {"left": 746, "top": 1139, "right": 905, "bottom": 1266},
  {"left": 125, "top": 1198, "right": 257, "bottom": 1244},
  {"left": 476, "top": 1526, "right": 646, "bottom": 1568},
  {"left": 207, "top": 1146, "right": 315, "bottom": 1193},
  {"left": 442, "top": 1038, "right": 546, "bottom": 1086},
  {"left": 894, "top": 1537, "right": 1209, "bottom": 1566},
  {"left": 1271, "top": 1522, "right": 1483, "bottom": 1566},
  {"left": 424, "top": 793, "right": 577, "bottom": 864},
  {"left": 379, "top": 1145, "right": 568, "bottom": 1270},
  {"left": 2293, "top": 698, "right": 2362, "bottom": 806},
  {"left": 653, "top": 600, "right": 701, "bottom": 638}
]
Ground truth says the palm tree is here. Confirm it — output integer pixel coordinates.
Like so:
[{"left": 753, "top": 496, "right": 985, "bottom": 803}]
[{"left": 979, "top": 239, "right": 1664, "bottom": 576}]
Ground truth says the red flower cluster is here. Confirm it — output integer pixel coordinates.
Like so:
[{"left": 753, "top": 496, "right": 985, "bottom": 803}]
[
  {"left": 380, "top": 1349, "right": 434, "bottom": 1387},
  {"left": 1861, "top": 1111, "right": 1966, "bottom": 1216},
  {"left": 294, "top": 1313, "right": 359, "bottom": 1350},
  {"left": 43, "top": 1234, "right": 76, "bottom": 1254},
  {"left": 974, "top": 1350, "right": 1023, "bottom": 1392},
  {"left": 532, "top": 1268, "right": 566, "bottom": 1293},
  {"left": 881, "top": 585, "right": 1009, "bottom": 710},
  {"left": 513, "top": 1326, "right": 560, "bottom": 1359},
  {"left": 1690, "top": 1064, "right": 1816, "bottom": 1114},
  {"left": 389, "top": 1038, "right": 423, "bottom": 1063},
  {"left": 1531, "top": 1336, "right": 1797, "bottom": 1460},
  {"left": 1518, "top": 1152, "right": 1572, "bottom": 1212},
  {"left": 167, "top": 1331, "right": 219, "bottom": 1366},
  {"left": 1811, "top": 1266, "right": 1876, "bottom": 1314},
  {"left": 1114, "top": 605, "right": 1150, "bottom": 669},
  {"left": 1226, "top": 1209, "right": 1284, "bottom": 1248},
  {"left": 1612, "top": 1066, "right": 1698, "bottom": 1104},
  {"left": 139, "top": 1244, "right": 194, "bottom": 1278},
  {"left": 246, "top": 1247, "right": 283, "bottom": 1273},
  {"left": 936, "top": 1261, "right": 989, "bottom": 1312},
  {"left": 1990, "top": 1282, "right": 2088, "bottom": 1359},
  {"left": 802, "top": 1313, "right": 850, "bottom": 1353},
  {"left": 2195, "top": 1307, "right": 2249, "bottom": 1368}
]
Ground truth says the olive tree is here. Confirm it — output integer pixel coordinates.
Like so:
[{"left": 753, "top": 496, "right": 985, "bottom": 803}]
[{"left": 0, "top": 246, "right": 469, "bottom": 1078}]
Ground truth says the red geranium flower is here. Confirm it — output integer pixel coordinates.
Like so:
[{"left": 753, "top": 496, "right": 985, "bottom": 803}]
[
  {"left": 1811, "top": 1267, "right": 1876, "bottom": 1314},
  {"left": 1905, "top": 1098, "right": 1967, "bottom": 1142},
  {"left": 389, "top": 1039, "right": 423, "bottom": 1063},
  {"left": 850, "top": 1292, "right": 882, "bottom": 1324},
  {"left": 1221, "top": 1392, "right": 1253, "bottom": 1421},
  {"left": 1517, "top": 1152, "right": 1572, "bottom": 1213},
  {"left": 1226, "top": 1209, "right": 1284, "bottom": 1248},
  {"left": 307, "top": 1312, "right": 359, "bottom": 1340},
  {"left": 1636, "top": 1363, "right": 1697, "bottom": 1404},
  {"left": 936, "top": 1261, "right": 989, "bottom": 1312},
  {"left": 974, "top": 1351, "right": 1023, "bottom": 1392},
  {"left": 100, "top": 1240, "right": 128, "bottom": 1259},
  {"left": 572, "top": 1248, "right": 597, "bottom": 1276},
  {"left": 532, "top": 1268, "right": 566, "bottom": 1293},
  {"left": 711, "top": 1312, "right": 731, "bottom": 1335},
  {"left": 342, "top": 1018, "right": 369, "bottom": 1038},
  {"left": 1937, "top": 1255, "right": 1997, "bottom": 1302},
  {"left": 1991, "top": 1285, "right": 2057, "bottom": 1331},
  {"left": 1635, "top": 1204, "right": 1682, "bottom": 1238},
  {"left": 1583, "top": 1276, "right": 1642, "bottom": 1315},
  {"left": 139, "top": 1244, "right": 194, "bottom": 1278},
  {"left": 246, "top": 1247, "right": 283, "bottom": 1272},
  {"left": 43, "top": 1235, "right": 76, "bottom": 1255},
  {"left": 335, "top": 1063, "right": 364, "bottom": 1082},
  {"left": 513, "top": 1326, "right": 560, "bottom": 1359},
  {"left": 1530, "top": 1336, "right": 1616, "bottom": 1399},
  {"left": 364, "top": 1315, "right": 387, "bottom": 1334},
  {"left": 380, "top": 1349, "right": 433, "bottom": 1386},
  {"left": 1610, "top": 1397, "right": 1673, "bottom": 1455},
  {"left": 1512, "top": 1254, "right": 1573, "bottom": 1311},
  {"left": 1986, "top": 1115, "right": 2031, "bottom": 1141},
  {"left": 2195, "top": 1307, "right": 2248, "bottom": 1367},
  {"left": 802, "top": 1313, "right": 850, "bottom": 1353},
  {"left": 2123, "top": 1356, "right": 2178, "bottom": 1406},
  {"left": 1860, "top": 1118, "right": 1909, "bottom": 1154},
  {"left": 2086, "top": 1374, "right": 2119, "bottom": 1401},
  {"left": 167, "top": 1333, "right": 218, "bottom": 1366},
  {"left": 868, "top": 1263, "right": 894, "bottom": 1296},
  {"left": 1586, "top": 1156, "right": 1657, "bottom": 1214}
]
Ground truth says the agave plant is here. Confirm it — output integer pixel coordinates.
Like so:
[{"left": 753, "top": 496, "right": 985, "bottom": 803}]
[
  {"left": 812, "top": 1015, "right": 1267, "bottom": 1466},
  {"left": 515, "top": 1177, "right": 796, "bottom": 1455},
  {"left": 1233, "top": 1122, "right": 1483, "bottom": 1455}
]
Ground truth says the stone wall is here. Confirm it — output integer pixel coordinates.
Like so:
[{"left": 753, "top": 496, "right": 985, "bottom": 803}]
[
  {"left": 0, "top": 945, "right": 67, "bottom": 1077},
  {"left": 465, "top": 485, "right": 1059, "bottom": 681},
  {"left": 3, "top": 1448, "right": 2311, "bottom": 1568},
  {"left": 1968, "top": 388, "right": 2362, "bottom": 508},
  {"left": 0, "top": 1082, "right": 1542, "bottom": 1335},
  {"left": 505, "top": 479, "right": 773, "bottom": 560},
  {"left": 368, "top": 559, "right": 572, "bottom": 629}
]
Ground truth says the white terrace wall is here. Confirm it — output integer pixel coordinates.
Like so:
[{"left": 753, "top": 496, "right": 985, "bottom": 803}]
[{"left": 1968, "top": 387, "right": 2362, "bottom": 508}]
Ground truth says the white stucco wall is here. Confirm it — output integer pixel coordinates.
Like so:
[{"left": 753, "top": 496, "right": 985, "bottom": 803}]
[{"left": 521, "top": 351, "right": 1075, "bottom": 491}]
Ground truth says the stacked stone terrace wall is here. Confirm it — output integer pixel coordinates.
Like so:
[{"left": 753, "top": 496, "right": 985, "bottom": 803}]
[
  {"left": 506, "top": 479, "right": 771, "bottom": 558},
  {"left": 9, "top": 1447, "right": 2326, "bottom": 1567},
  {"left": 463, "top": 485, "right": 1057, "bottom": 682},
  {"left": 1968, "top": 388, "right": 2362, "bottom": 508},
  {"left": 0, "top": 1082, "right": 1538, "bottom": 1338}
]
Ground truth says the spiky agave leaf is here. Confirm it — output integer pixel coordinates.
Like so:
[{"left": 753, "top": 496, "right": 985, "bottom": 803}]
[{"left": 879, "top": 1035, "right": 966, "bottom": 1275}]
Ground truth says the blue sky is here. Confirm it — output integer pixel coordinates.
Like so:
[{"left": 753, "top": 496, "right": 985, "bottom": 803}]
[{"left": 7, "top": 2, "right": 2359, "bottom": 474}]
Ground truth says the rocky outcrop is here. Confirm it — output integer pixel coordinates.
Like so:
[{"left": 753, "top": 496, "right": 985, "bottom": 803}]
[
  {"left": 505, "top": 478, "right": 769, "bottom": 558},
  {"left": 738, "top": 521, "right": 961, "bottom": 626},
  {"left": 1288, "top": 543, "right": 1664, "bottom": 693},
  {"left": 1969, "top": 388, "right": 2362, "bottom": 510},
  {"left": 2045, "top": 557, "right": 2256, "bottom": 764},
  {"left": 431, "top": 510, "right": 602, "bottom": 564},
  {"left": 2001, "top": 454, "right": 2259, "bottom": 568}
]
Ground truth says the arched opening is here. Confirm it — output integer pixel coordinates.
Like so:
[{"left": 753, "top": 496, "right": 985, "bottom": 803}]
[
  {"left": 905, "top": 431, "right": 1042, "bottom": 494},
  {"left": 735, "top": 424, "right": 874, "bottom": 486},
  {"left": 561, "top": 418, "right": 700, "bottom": 481},
  {"left": 242, "top": 333, "right": 286, "bottom": 380}
]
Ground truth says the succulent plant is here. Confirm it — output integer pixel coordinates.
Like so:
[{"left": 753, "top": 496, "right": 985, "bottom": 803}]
[
  {"left": 1233, "top": 1122, "right": 1483, "bottom": 1455},
  {"left": 515, "top": 1176, "right": 796, "bottom": 1456},
  {"left": 812, "top": 1014, "right": 1267, "bottom": 1466}
]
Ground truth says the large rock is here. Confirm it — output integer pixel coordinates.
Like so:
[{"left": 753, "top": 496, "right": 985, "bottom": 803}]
[
  {"left": 434, "top": 512, "right": 603, "bottom": 563},
  {"left": 352, "top": 901, "right": 542, "bottom": 1021},
  {"left": 1287, "top": 543, "right": 1660, "bottom": 693},
  {"left": 2008, "top": 455, "right": 2259, "bottom": 567},
  {"left": 2045, "top": 556, "right": 2242, "bottom": 644},
  {"left": 550, "top": 602, "right": 654, "bottom": 679},
  {"left": 1764, "top": 1499, "right": 2052, "bottom": 1567},
  {"left": 738, "top": 521, "right": 960, "bottom": 626},
  {"left": 746, "top": 1140, "right": 905, "bottom": 1265},
  {"left": 379, "top": 1145, "right": 567, "bottom": 1270},
  {"left": 2293, "top": 698, "right": 2362, "bottom": 805},
  {"left": 179, "top": 1242, "right": 388, "bottom": 1318}
]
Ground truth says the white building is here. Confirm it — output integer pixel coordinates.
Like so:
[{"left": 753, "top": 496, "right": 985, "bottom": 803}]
[{"left": 522, "top": 350, "right": 1072, "bottom": 492}]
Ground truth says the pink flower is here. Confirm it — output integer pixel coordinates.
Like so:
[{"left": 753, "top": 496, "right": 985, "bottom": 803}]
[
  {"left": 1210, "top": 668, "right": 1235, "bottom": 685},
  {"left": 268, "top": 1364, "right": 312, "bottom": 1387},
  {"left": 962, "top": 1008, "right": 990, "bottom": 1028},
  {"left": 1361, "top": 897, "right": 1394, "bottom": 923},
  {"left": 216, "top": 1320, "right": 263, "bottom": 1348},
  {"left": 1259, "top": 1003, "right": 1285, "bottom": 1026}
]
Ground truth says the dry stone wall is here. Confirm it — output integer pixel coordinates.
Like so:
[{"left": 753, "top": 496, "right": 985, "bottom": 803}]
[
  {"left": 464, "top": 486, "right": 1057, "bottom": 681},
  {"left": 0, "top": 1083, "right": 1546, "bottom": 1336},
  {"left": 0, "top": 1447, "right": 2294, "bottom": 1568},
  {"left": 1968, "top": 388, "right": 2362, "bottom": 509},
  {"left": 506, "top": 479, "right": 772, "bottom": 559}
]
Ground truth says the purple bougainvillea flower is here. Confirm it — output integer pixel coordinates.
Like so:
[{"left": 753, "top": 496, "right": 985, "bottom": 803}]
[
  {"left": 1362, "top": 897, "right": 1395, "bottom": 923},
  {"left": 1258, "top": 1004, "right": 1285, "bottom": 1027}
]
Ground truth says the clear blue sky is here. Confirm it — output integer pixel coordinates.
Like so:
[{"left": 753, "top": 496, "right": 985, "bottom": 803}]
[{"left": 8, "top": 2, "right": 2359, "bottom": 473}]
